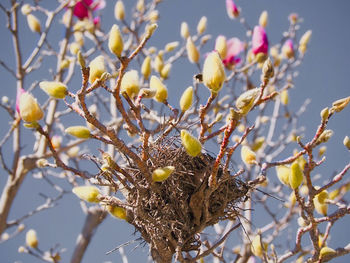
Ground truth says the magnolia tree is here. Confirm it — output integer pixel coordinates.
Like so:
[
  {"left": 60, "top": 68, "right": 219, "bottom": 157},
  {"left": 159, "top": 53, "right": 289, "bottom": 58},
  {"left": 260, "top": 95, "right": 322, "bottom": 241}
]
[{"left": 0, "top": 0, "right": 349, "bottom": 262}]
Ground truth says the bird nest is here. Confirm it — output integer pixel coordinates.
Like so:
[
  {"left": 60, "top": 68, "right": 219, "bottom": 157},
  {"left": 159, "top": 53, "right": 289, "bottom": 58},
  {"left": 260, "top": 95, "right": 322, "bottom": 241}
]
[{"left": 120, "top": 137, "right": 249, "bottom": 262}]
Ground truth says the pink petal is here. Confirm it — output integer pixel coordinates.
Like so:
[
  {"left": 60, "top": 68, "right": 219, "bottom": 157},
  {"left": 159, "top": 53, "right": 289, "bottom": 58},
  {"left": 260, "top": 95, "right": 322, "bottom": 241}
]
[
  {"left": 223, "top": 38, "right": 244, "bottom": 66},
  {"left": 93, "top": 0, "right": 106, "bottom": 11},
  {"left": 252, "top": 25, "right": 268, "bottom": 55},
  {"left": 16, "top": 88, "right": 26, "bottom": 114},
  {"left": 226, "top": 0, "right": 240, "bottom": 19},
  {"left": 73, "top": 0, "right": 93, "bottom": 19}
]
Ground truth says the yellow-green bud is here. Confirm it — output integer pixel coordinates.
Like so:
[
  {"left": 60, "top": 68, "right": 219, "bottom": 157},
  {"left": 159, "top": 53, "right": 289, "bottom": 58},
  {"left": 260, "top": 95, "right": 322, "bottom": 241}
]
[
  {"left": 180, "top": 22, "right": 190, "bottom": 39},
  {"left": 262, "top": 57, "right": 274, "bottom": 81},
  {"left": 141, "top": 56, "right": 152, "bottom": 80},
  {"left": 319, "top": 247, "right": 336, "bottom": 258},
  {"left": 39, "top": 81, "right": 67, "bottom": 99},
  {"left": 179, "top": 86, "right": 193, "bottom": 112},
  {"left": 202, "top": 51, "right": 226, "bottom": 94},
  {"left": 197, "top": 16, "right": 207, "bottom": 35},
  {"left": 136, "top": 0, "right": 145, "bottom": 12},
  {"left": 69, "top": 42, "right": 80, "bottom": 55},
  {"left": 27, "top": 14, "right": 41, "bottom": 33},
  {"left": 215, "top": 35, "right": 227, "bottom": 59},
  {"left": 297, "top": 217, "right": 308, "bottom": 227},
  {"left": 299, "top": 30, "right": 312, "bottom": 54},
  {"left": 241, "top": 145, "right": 257, "bottom": 166},
  {"left": 65, "top": 126, "right": 91, "bottom": 139},
  {"left": 165, "top": 41, "right": 179, "bottom": 52},
  {"left": 160, "top": 63, "right": 171, "bottom": 79},
  {"left": 154, "top": 54, "right": 164, "bottom": 73},
  {"left": 114, "top": 0, "right": 125, "bottom": 20},
  {"left": 331, "top": 96, "right": 350, "bottom": 113},
  {"left": 150, "top": 76, "right": 168, "bottom": 103},
  {"left": 320, "top": 107, "right": 329, "bottom": 122},
  {"left": 88, "top": 55, "right": 106, "bottom": 83},
  {"left": 343, "top": 136, "right": 350, "bottom": 150},
  {"left": 235, "top": 88, "right": 260, "bottom": 115},
  {"left": 140, "top": 88, "right": 156, "bottom": 98},
  {"left": 21, "top": 4, "right": 32, "bottom": 15},
  {"left": 186, "top": 37, "right": 200, "bottom": 64},
  {"left": 251, "top": 137, "right": 265, "bottom": 152},
  {"left": 145, "top": 23, "right": 158, "bottom": 38},
  {"left": 280, "top": 89, "right": 289, "bottom": 105},
  {"left": 36, "top": 158, "right": 48, "bottom": 168},
  {"left": 316, "top": 129, "right": 333, "bottom": 145},
  {"left": 19, "top": 93, "right": 44, "bottom": 123},
  {"left": 289, "top": 161, "right": 303, "bottom": 189},
  {"left": 108, "top": 24, "right": 124, "bottom": 57},
  {"left": 259, "top": 10, "right": 268, "bottom": 28},
  {"left": 276, "top": 165, "right": 290, "bottom": 186},
  {"left": 251, "top": 234, "right": 268, "bottom": 258},
  {"left": 25, "top": 229, "right": 38, "bottom": 248},
  {"left": 72, "top": 186, "right": 100, "bottom": 203},
  {"left": 152, "top": 166, "right": 175, "bottom": 182},
  {"left": 107, "top": 205, "right": 127, "bottom": 220},
  {"left": 181, "top": 130, "right": 202, "bottom": 157},
  {"left": 77, "top": 51, "right": 86, "bottom": 68},
  {"left": 121, "top": 70, "right": 140, "bottom": 98}
]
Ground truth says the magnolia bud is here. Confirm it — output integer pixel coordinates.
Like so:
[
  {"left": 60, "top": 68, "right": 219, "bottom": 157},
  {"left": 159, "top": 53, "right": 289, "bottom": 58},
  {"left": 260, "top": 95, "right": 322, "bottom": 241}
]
[
  {"left": 215, "top": 35, "right": 227, "bottom": 59},
  {"left": 197, "top": 16, "right": 207, "bottom": 35},
  {"left": 67, "top": 146, "right": 80, "bottom": 158},
  {"left": 331, "top": 96, "right": 350, "bottom": 112},
  {"left": 179, "top": 86, "right": 193, "bottom": 112},
  {"left": 145, "top": 23, "right": 158, "bottom": 38},
  {"left": 280, "top": 89, "right": 289, "bottom": 105},
  {"left": 262, "top": 57, "right": 274, "bottom": 81},
  {"left": 39, "top": 81, "right": 67, "bottom": 99},
  {"left": 316, "top": 129, "right": 333, "bottom": 145},
  {"left": 319, "top": 247, "right": 336, "bottom": 258},
  {"left": 202, "top": 51, "right": 226, "bottom": 94},
  {"left": 282, "top": 39, "right": 294, "bottom": 59},
  {"left": 77, "top": 51, "right": 86, "bottom": 68},
  {"left": 36, "top": 158, "right": 48, "bottom": 168},
  {"left": 25, "top": 229, "right": 38, "bottom": 248},
  {"left": 259, "top": 10, "right": 268, "bottom": 28},
  {"left": 141, "top": 56, "right": 152, "bottom": 80},
  {"left": 235, "top": 88, "right": 260, "bottom": 115},
  {"left": 160, "top": 63, "right": 171, "bottom": 79},
  {"left": 18, "top": 246, "right": 26, "bottom": 253},
  {"left": 241, "top": 145, "right": 257, "bottom": 166},
  {"left": 276, "top": 165, "right": 290, "bottom": 186},
  {"left": 320, "top": 107, "right": 329, "bottom": 122},
  {"left": 251, "top": 234, "right": 267, "bottom": 258},
  {"left": 114, "top": 0, "right": 125, "bottom": 20},
  {"left": 297, "top": 217, "right": 308, "bottom": 227},
  {"left": 121, "top": 70, "right": 140, "bottom": 98},
  {"left": 19, "top": 93, "right": 44, "bottom": 123},
  {"left": 152, "top": 166, "right": 175, "bottom": 182},
  {"left": 315, "top": 189, "right": 329, "bottom": 204},
  {"left": 186, "top": 37, "right": 200, "bottom": 64},
  {"left": 154, "top": 54, "right": 164, "bottom": 73},
  {"left": 150, "top": 76, "right": 168, "bottom": 103},
  {"left": 251, "top": 137, "right": 265, "bottom": 152},
  {"left": 27, "top": 14, "right": 41, "bottom": 33},
  {"left": 147, "top": 10, "right": 159, "bottom": 23},
  {"left": 136, "top": 0, "right": 145, "bottom": 12},
  {"left": 299, "top": 30, "right": 312, "bottom": 54},
  {"left": 69, "top": 42, "right": 80, "bottom": 55},
  {"left": 343, "top": 136, "right": 350, "bottom": 150},
  {"left": 289, "top": 162, "right": 303, "bottom": 189},
  {"left": 21, "top": 4, "right": 32, "bottom": 15},
  {"left": 107, "top": 205, "right": 127, "bottom": 220},
  {"left": 88, "top": 55, "right": 106, "bottom": 83},
  {"left": 108, "top": 25, "right": 124, "bottom": 57},
  {"left": 72, "top": 186, "right": 100, "bottom": 203},
  {"left": 181, "top": 130, "right": 202, "bottom": 157},
  {"left": 180, "top": 22, "right": 190, "bottom": 39},
  {"left": 65, "top": 126, "right": 91, "bottom": 139},
  {"left": 140, "top": 88, "right": 156, "bottom": 98},
  {"left": 165, "top": 41, "right": 179, "bottom": 52}
]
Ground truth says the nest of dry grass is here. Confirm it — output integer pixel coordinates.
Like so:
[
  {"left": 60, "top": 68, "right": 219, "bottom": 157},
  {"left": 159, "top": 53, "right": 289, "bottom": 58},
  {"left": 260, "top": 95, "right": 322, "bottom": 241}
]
[{"left": 120, "top": 137, "right": 249, "bottom": 261}]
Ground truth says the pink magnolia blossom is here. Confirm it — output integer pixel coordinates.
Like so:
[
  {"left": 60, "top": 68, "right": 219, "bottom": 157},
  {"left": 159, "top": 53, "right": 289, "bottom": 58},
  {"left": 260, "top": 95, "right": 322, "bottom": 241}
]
[
  {"left": 72, "top": 0, "right": 105, "bottom": 20},
  {"left": 282, "top": 39, "right": 294, "bottom": 59},
  {"left": 252, "top": 25, "right": 268, "bottom": 55},
  {"left": 223, "top": 37, "right": 244, "bottom": 67},
  {"left": 16, "top": 87, "right": 26, "bottom": 114},
  {"left": 226, "top": 0, "right": 240, "bottom": 19}
]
